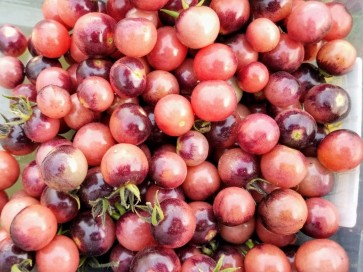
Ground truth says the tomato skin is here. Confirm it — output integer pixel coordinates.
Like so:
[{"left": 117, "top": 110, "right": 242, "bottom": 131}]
[
  {"left": 0, "top": 151, "right": 20, "bottom": 191},
  {"left": 36, "top": 235, "right": 80, "bottom": 272}
]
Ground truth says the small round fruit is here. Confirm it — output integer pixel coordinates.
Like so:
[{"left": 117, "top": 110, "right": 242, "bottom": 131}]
[
  {"left": 10, "top": 204, "right": 57, "bottom": 251},
  {"left": 40, "top": 145, "right": 88, "bottom": 192},
  {"left": 317, "top": 129, "right": 363, "bottom": 172}
]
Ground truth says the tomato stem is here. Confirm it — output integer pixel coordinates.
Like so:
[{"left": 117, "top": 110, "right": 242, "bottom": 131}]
[
  {"left": 11, "top": 259, "right": 33, "bottom": 272},
  {"left": 181, "top": 0, "right": 189, "bottom": 9},
  {"left": 160, "top": 9, "right": 180, "bottom": 18}
]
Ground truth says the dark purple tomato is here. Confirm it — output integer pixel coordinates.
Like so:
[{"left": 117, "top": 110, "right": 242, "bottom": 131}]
[
  {"left": 70, "top": 211, "right": 115, "bottom": 256},
  {"left": 158, "top": 0, "right": 198, "bottom": 26},
  {"left": 23, "top": 107, "right": 60, "bottom": 143},
  {"left": 0, "top": 56, "right": 24, "bottom": 89},
  {"left": 304, "top": 83, "right": 351, "bottom": 124},
  {"left": 0, "top": 24, "right": 27, "bottom": 57},
  {"left": 0, "top": 122, "right": 38, "bottom": 156},
  {"left": 78, "top": 167, "right": 114, "bottom": 208},
  {"left": 76, "top": 58, "right": 113, "bottom": 84},
  {"left": 213, "top": 245, "right": 244, "bottom": 271},
  {"left": 110, "top": 57, "right": 146, "bottom": 98},
  {"left": 218, "top": 148, "right": 259, "bottom": 187},
  {"left": 0, "top": 238, "right": 34, "bottom": 272},
  {"left": 205, "top": 111, "right": 241, "bottom": 149},
  {"left": 291, "top": 63, "right": 326, "bottom": 102},
  {"left": 40, "top": 186, "right": 79, "bottom": 223},
  {"left": 106, "top": 0, "right": 133, "bottom": 21},
  {"left": 12, "top": 83, "right": 37, "bottom": 102},
  {"left": 173, "top": 58, "right": 198, "bottom": 94},
  {"left": 21, "top": 160, "right": 46, "bottom": 198},
  {"left": 152, "top": 198, "right": 196, "bottom": 248},
  {"left": 189, "top": 201, "right": 218, "bottom": 245},
  {"left": 40, "top": 145, "right": 88, "bottom": 192},
  {"left": 130, "top": 246, "right": 181, "bottom": 272},
  {"left": 210, "top": 0, "right": 250, "bottom": 34},
  {"left": 57, "top": 0, "right": 100, "bottom": 28},
  {"left": 109, "top": 244, "right": 135, "bottom": 272},
  {"left": 275, "top": 109, "right": 317, "bottom": 150},
  {"left": 302, "top": 197, "right": 339, "bottom": 239},
  {"left": 72, "top": 12, "right": 116, "bottom": 57},
  {"left": 252, "top": 0, "right": 292, "bottom": 22}
]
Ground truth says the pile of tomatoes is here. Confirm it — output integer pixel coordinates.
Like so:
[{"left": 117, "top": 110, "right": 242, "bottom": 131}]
[{"left": 0, "top": 0, "right": 363, "bottom": 271}]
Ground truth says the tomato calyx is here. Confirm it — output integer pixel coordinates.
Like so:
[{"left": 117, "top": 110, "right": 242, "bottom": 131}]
[
  {"left": 212, "top": 255, "right": 241, "bottom": 272},
  {"left": 11, "top": 259, "right": 33, "bottom": 272},
  {"left": 239, "top": 239, "right": 257, "bottom": 256},
  {"left": 160, "top": 0, "right": 206, "bottom": 18},
  {"left": 77, "top": 256, "right": 117, "bottom": 272},
  {"left": 2, "top": 95, "right": 35, "bottom": 125},
  {"left": 246, "top": 178, "right": 270, "bottom": 198},
  {"left": 135, "top": 191, "right": 164, "bottom": 226}
]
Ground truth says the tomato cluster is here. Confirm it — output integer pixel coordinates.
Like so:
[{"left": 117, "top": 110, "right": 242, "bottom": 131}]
[{"left": 0, "top": 0, "right": 363, "bottom": 271}]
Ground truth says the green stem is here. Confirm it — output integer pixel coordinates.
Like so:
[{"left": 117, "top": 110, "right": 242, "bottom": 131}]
[
  {"left": 181, "top": 0, "right": 189, "bottom": 9},
  {"left": 160, "top": 9, "right": 180, "bottom": 18},
  {"left": 197, "top": 0, "right": 206, "bottom": 6},
  {"left": 11, "top": 259, "right": 33, "bottom": 272}
]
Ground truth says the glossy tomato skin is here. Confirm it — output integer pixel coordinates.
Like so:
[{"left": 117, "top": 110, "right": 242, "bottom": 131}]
[
  {"left": 0, "top": 151, "right": 20, "bottom": 191},
  {"left": 70, "top": 211, "right": 115, "bottom": 256},
  {"left": 10, "top": 204, "right": 58, "bottom": 251},
  {"left": 36, "top": 235, "right": 80, "bottom": 272}
]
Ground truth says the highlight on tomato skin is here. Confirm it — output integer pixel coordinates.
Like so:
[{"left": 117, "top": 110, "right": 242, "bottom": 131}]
[{"left": 0, "top": 0, "right": 361, "bottom": 271}]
